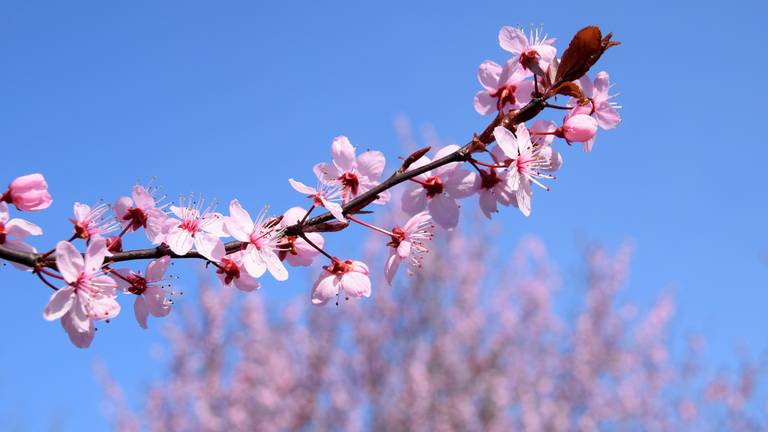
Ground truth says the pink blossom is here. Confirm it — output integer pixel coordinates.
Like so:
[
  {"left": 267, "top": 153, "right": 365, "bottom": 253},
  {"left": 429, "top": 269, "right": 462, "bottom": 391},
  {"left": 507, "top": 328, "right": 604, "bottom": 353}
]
[
  {"left": 287, "top": 178, "right": 345, "bottom": 222},
  {"left": 498, "top": 26, "right": 556, "bottom": 75},
  {"left": 384, "top": 211, "right": 434, "bottom": 285},
  {"left": 401, "top": 145, "right": 478, "bottom": 229},
  {"left": 494, "top": 124, "right": 561, "bottom": 216},
  {"left": 165, "top": 196, "right": 226, "bottom": 262},
  {"left": 474, "top": 59, "right": 533, "bottom": 115},
  {"left": 277, "top": 206, "right": 324, "bottom": 267},
  {"left": 474, "top": 147, "right": 517, "bottom": 218},
  {"left": 314, "top": 136, "right": 389, "bottom": 204},
  {"left": 559, "top": 107, "right": 598, "bottom": 151},
  {"left": 42, "top": 238, "right": 120, "bottom": 348},
  {"left": 578, "top": 71, "right": 622, "bottom": 130},
  {"left": 114, "top": 185, "right": 171, "bottom": 244},
  {"left": 311, "top": 258, "right": 371, "bottom": 305},
  {"left": 0, "top": 202, "right": 42, "bottom": 270},
  {"left": 114, "top": 256, "right": 172, "bottom": 329},
  {"left": 223, "top": 199, "right": 288, "bottom": 281},
  {"left": 215, "top": 252, "right": 261, "bottom": 292},
  {"left": 1, "top": 173, "right": 53, "bottom": 211},
  {"left": 70, "top": 202, "right": 119, "bottom": 241}
]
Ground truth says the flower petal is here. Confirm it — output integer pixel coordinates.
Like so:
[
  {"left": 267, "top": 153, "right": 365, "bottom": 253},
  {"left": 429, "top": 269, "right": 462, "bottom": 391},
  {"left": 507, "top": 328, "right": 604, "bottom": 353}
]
[
  {"left": 428, "top": 194, "right": 460, "bottom": 229},
  {"left": 331, "top": 136, "right": 357, "bottom": 172},
  {"left": 356, "top": 150, "right": 386, "bottom": 180},
  {"left": 311, "top": 273, "right": 339, "bottom": 305},
  {"left": 55, "top": 241, "right": 84, "bottom": 284},
  {"left": 146, "top": 256, "right": 171, "bottom": 282},
  {"left": 195, "top": 232, "right": 225, "bottom": 262},
  {"left": 134, "top": 295, "right": 149, "bottom": 329},
  {"left": 43, "top": 286, "right": 75, "bottom": 321}
]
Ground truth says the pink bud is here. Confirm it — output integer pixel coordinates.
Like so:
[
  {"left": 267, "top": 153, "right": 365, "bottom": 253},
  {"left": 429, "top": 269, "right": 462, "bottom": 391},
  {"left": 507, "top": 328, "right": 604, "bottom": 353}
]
[
  {"left": 562, "top": 114, "right": 597, "bottom": 143},
  {"left": 2, "top": 173, "right": 53, "bottom": 211}
]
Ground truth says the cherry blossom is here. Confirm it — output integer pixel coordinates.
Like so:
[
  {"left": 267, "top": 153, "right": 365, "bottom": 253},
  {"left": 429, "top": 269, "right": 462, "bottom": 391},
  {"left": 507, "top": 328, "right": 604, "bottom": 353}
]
[
  {"left": 0, "top": 202, "right": 42, "bottom": 270},
  {"left": 311, "top": 258, "right": 371, "bottom": 305},
  {"left": 494, "top": 124, "right": 561, "bottom": 216},
  {"left": 578, "top": 71, "right": 622, "bottom": 130},
  {"left": 314, "top": 136, "right": 389, "bottom": 204},
  {"left": 287, "top": 178, "right": 345, "bottom": 222},
  {"left": 215, "top": 252, "right": 261, "bottom": 292},
  {"left": 401, "top": 145, "right": 478, "bottom": 229},
  {"left": 1, "top": 173, "right": 53, "bottom": 212},
  {"left": 474, "top": 146, "right": 517, "bottom": 218},
  {"left": 42, "top": 239, "right": 119, "bottom": 348},
  {"left": 474, "top": 59, "right": 533, "bottom": 115},
  {"left": 165, "top": 196, "right": 226, "bottom": 261},
  {"left": 384, "top": 211, "right": 434, "bottom": 285},
  {"left": 498, "top": 26, "right": 556, "bottom": 75},
  {"left": 558, "top": 106, "right": 599, "bottom": 151},
  {"left": 224, "top": 199, "right": 288, "bottom": 281},
  {"left": 114, "top": 185, "right": 170, "bottom": 244},
  {"left": 277, "top": 206, "right": 324, "bottom": 267},
  {"left": 114, "top": 256, "right": 172, "bottom": 329},
  {"left": 70, "top": 202, "right": 119, "bottom": 241}
]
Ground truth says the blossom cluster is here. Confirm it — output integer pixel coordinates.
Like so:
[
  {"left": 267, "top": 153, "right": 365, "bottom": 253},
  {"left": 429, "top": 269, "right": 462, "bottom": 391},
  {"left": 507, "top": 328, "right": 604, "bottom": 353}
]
[{"left": 0, "top": 25, "right": 621, "bottom": 347}]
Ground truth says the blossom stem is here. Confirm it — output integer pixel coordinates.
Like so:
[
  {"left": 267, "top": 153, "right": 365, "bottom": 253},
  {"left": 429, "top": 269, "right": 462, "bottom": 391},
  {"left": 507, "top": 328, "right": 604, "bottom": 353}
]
[
  {"left": 34, "top": 271, "right": 59, "bottom": 291},
  {"left": 298, "top": 232, "right": 334, "bottom": 261},
  {"left": 544, "top": 102, "right": 574, "bottom": 110},
  {"left": 300, "top": 205, "right": 316, "bottom": 226},
  {"left": 37, "top": 267, "right": 64, "bottom": 280},
  {"left": 346, "top": 215, "right": 395, "bottom": 237},
  {"left": 468, "top": 158, "right": 507, "bottom": 169}
]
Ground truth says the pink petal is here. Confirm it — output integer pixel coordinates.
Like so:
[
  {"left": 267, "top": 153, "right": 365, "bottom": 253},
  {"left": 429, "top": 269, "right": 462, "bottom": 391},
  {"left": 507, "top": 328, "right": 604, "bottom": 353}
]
[
  {"left": 313, "top": 162, "right": 340, "bottom": 184},
  {"left": 596, "top": 105, "right": 621, "bottom": 130},
  {"left": 227, "top": 199, "right": 254, "bottom": 234},
  {"left": 262, "top": 249, "right": 288, "bottom": 281},
  {"left": 166, "top": 226, "right": 194, "bottom": 256},
  {"left": 384, "top": 253, "right": 401, "bottom": 286},
  {"left": 84, "top": 238, "right": 109, "bottom": 275},
  {"left": 195, "top": 232, "right": 225, "bottom": 262},
  {"left": 433, "top": 144, "right": 462, "bottom": 176},
  {"left": 401, "top": 186, "right": 427, "bottom": 215},
  {"left": 288, "top": 178, "right": 317, "bottom": 195},
  {"left": 0, "top": 202, "right": 8, "bottom": 223},
  {"left": 242, "top": 246, "right": 266, "bottom": 278},
  {"left": 428, "top": 194, "right": 460, "bottom": 229},
  {"left": 341, "top": 271, "right": 371, "bottom": 298},
  {"left": 405, "top": 155, "right": 432, "bottom": 181},
  {"left": 444, "top": 169, "right": 479, "bottom": 199},
  {"left": 61, "top": 311, "right": 95, "bottom": 348},
  {"left": 132, "top": 185, "right": 155, "bottom": 209},
  {"left": 311, "top": 273, "right": 339, "bottom": 305},
  {"left": 143, "top": 286, "right": 171, "bottom": 317},
  {"left": 134, "top": 295, "right": 149, "bottom": 329},
  {"left": 43, "top": 286, "right": 75, "bottom": 321},
  {"left": 516, "top": 181, "right": 532, "bottom": 217},
  {"left": 146, "top": 256, "right": 171, "bottom": 282},
  {"left": 55, "top": 241, "right": 84, "bottom": 284},
  {"left": 86, "top": 294, "right": 120, "bottom": 321},
  {"left": 477, "top": 60, "right": 502, "bottom": 90},
  {"left": 72, "top": 202, "right": 91, "bottom": 222},
  {"left": 113, "top": 196, "right": 132, "bottom": 222},
  {"left": 5, "top": 218, "right": 42, "bottom": 238},
  {"left": 356, "top": 150, "right": 386, "bottom": 180},
  {"left": 593, "top": 71, "right": 611, "bottom": 96},
  {"left": 322, "top": 199, "right": 346, "bottom": 223},
  {"left": 396, "top": 240, "right": 411, "bottom": 259},
  {"left": 474, "top": 91, "right": 497, "bottom": 116},
  {"left": 68, "top": 299, "right": 92, "bottom": 333},
  {"left": 280, "top": 207, "right": 307, "bottom": 226},
  {"left": 234, "top": 273, "right": 261, "bottom": 292},
  {"left": 499, "top": 26, "right": 527, "bottom": 54},
  {"left": 493, "top": 126, "right": 519, "bottom": 159},
  {"left": 331, "top": 136, "right": 357, "bottom": 172},
  {"left": 479, "top": 189, "right": 498, "bottom": 218}
]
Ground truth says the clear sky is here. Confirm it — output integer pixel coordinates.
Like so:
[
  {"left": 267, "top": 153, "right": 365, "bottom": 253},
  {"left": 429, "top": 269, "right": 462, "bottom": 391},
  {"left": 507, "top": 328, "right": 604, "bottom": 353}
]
[{"left": 1, "top": 0, "right": 765, "bottom": 429}]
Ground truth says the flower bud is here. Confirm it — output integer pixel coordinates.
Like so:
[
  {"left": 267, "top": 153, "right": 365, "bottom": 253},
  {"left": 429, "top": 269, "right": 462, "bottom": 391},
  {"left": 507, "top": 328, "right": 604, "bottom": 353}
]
[
  {"left": 562, "top": 114, "right": 597, "bottom": 143},
  {"left": 2, "top": 173, "right": 53, "bottom": 211}
]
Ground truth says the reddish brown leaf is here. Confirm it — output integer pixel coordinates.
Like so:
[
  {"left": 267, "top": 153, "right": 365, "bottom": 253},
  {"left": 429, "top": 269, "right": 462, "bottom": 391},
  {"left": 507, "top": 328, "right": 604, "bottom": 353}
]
[
  {"left": 550, "top": 81, "right": 583, "bottom": 99},
  {"left": 400, "top": 146, "right": 431, "bottom": 172},
  {"left": 554, "top": 26, "right": 619, "bottom": 87}
]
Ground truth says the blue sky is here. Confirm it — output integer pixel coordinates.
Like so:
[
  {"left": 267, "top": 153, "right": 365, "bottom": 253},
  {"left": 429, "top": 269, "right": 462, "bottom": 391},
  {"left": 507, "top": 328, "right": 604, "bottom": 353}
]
[{"left": 1, "top": 0, "right": 765, "bottom": 429}]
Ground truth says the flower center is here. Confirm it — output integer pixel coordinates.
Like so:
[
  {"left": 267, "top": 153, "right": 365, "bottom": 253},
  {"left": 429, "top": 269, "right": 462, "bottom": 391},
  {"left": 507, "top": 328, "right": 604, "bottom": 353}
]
[
  {"left": 519, "top": 49, "right": 540, "bottom": 70},
  {"left": 326, "top": 258, "right": 353, "bottom": 275},
  {"left": 123, "top": 207, "right": 149, "bottom": 231},
  {"left": 388, "top": 226, "right": 406, "bottom": 248},
  {"left": 480, "top": 169, "right": 501, "bottom": 190},
  {"left": 217, "top": 258, "right": 241, "bottom": 285},
  {"left": 338, "top": 172, "right": 360, "bottom": 196},
  {"left": 126, "top": 274, "right": 148, "bottom": 295},
  {"left": 490, "top": 85, "right": 517, "bottom": 109},
  {"left": 180, "top": 219, "right": 199, "bottom": 235},
  {"left": 0, "top": 221, "right": 5, "bottom": 244},
  {"left": 422, "top": 176, "right": 444, "bottom": 198}
]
